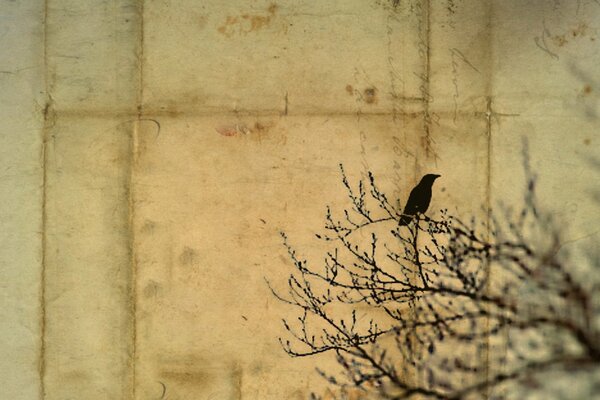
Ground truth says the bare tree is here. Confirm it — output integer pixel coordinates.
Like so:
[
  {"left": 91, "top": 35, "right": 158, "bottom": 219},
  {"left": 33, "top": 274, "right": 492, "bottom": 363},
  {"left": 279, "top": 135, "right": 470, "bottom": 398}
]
[{"left": 268, "top": 162, "right": 600, "bottom": 399}]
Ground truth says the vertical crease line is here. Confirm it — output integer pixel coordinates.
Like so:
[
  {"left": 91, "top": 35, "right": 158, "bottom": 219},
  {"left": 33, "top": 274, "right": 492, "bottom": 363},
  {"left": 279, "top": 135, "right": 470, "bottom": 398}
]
[
  {"left": 128, "top": 116, "right": 138, "bottom": 400},
  {"left": 484, "top": 0, "right": 495, "bottom": 395},
  {"left": 484, "top": 95, "right": 493, "bottom": 398},
  {"left": 415, "top": 0, "right": 432, "bottom": 179},
  {"left": 129, "top": 1, "right": 144, "bottom": 398},
  {"left": 425, "top": 0, "right": 431, "bottom": 142},
  {"left": 40, "top": 0, "right": 50, "bottom": 398},
  {"left": 422, "top": 0, "right": 432, "bottom": 163}
]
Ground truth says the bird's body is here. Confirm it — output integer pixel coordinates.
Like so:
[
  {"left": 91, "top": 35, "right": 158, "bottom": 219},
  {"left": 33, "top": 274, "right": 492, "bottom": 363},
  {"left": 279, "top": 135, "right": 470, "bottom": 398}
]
[{"left": 399, "top": 174, "right": 440, "bottom": 226}]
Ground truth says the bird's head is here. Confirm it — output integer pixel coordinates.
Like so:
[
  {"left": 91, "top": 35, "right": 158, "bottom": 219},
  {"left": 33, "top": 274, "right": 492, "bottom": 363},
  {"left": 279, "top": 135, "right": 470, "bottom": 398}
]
[{"left": 420, "top": 174, "right": 441, "bottom": 186}]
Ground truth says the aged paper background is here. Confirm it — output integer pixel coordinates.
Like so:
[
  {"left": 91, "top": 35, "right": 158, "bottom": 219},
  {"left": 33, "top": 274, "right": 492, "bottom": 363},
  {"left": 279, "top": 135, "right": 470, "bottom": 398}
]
[{"left": 0, "top": 0, "right": 599, "bottom": 399}]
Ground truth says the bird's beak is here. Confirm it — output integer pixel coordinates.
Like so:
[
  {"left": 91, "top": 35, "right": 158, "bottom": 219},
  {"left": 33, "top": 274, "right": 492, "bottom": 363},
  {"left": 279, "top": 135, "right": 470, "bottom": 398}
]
[{"left": 434, "top": 174, "right": 441, "bottom": 179}]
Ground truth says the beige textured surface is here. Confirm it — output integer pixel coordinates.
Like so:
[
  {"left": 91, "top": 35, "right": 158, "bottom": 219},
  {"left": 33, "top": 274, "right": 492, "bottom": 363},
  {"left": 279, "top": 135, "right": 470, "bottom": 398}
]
[
  {"left": 0, "top": 0, "right": 598, "bottom": 398},
  {"left": 0, "top": 2, "right": 45, "bottom": 399}
]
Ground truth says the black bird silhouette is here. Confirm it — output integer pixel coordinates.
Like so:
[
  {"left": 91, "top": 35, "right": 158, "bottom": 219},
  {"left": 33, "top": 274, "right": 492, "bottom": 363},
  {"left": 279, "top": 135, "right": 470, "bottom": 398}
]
[{"left": 399, "top": 174, "right": 441, "bottom": 226}]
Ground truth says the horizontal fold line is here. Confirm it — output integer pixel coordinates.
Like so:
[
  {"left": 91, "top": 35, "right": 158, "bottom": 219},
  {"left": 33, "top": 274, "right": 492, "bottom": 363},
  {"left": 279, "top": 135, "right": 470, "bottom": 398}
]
[{"left": 47, "top": 108, "right": 510, "bottom": 119}]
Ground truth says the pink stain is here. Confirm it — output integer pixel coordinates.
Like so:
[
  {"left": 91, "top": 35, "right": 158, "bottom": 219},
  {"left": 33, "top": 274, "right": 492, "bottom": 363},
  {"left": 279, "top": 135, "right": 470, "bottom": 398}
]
[
  {"left": 216, "top": 125, "right": 238, "bottom": 137},
  {"left": 215, "top": 124, "right": 251, "bottom": 137}
]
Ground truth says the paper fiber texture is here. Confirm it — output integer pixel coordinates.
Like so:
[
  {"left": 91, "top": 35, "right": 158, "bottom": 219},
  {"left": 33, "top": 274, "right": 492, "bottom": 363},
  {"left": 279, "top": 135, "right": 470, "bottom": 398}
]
[{"left": 0, "top": 0, "right": 598, "bottom": 399}]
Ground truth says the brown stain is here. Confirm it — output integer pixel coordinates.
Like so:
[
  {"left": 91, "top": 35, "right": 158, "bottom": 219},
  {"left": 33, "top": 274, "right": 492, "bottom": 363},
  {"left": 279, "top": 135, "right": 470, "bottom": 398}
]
[
  {"left": 160, "top": 370, "right": 211, "bottom": 385},
  {"left": 159, "top": 363, "right": 242, "bottom": 395},
  {"left": 140, "top": 219, "right": 156, "bottom": 234},
  {"left": 552, "top": 22, "right": 589, "bottom": 47},
  {"left": 249, "top": 361, "right": 265, "bottom": 375},
  {"left": 363, "top": 87, "right": 378, "bottom": 104},
  {"left": 218, "top": 3, "right": 279, "bottom": 38},
  {"left": 179, "top": 246, "right": 199, "bottom": 267},
  {"left": 552, "top": 34, "right": 568, "bottom": 47},
  {"left": 252, "top": 121, "right": 271, "bottom": 134},
  {"left": 231, "top": 364, "right": 243, "bottom": 400},
  {"left": 217, "top": 16, "right": 238, "bottom": 36},
  {"left": 584, "top": 138, "right": 591, "bottom": 146},
  {"left": 583, "top": 84, "right": 592, "bottom": 95},
  {"left": 242, "top": 14, "right": 270, "bottom": 32},
  {"left": 420, "top": 134, "right": 435, "bottom": 155},
  {"left": 345, "top": 84, "right": 354, "bottom": 95},
  {"left": 571, "top": 22, "right": 588, "bottom": 37},
  {"left": 197, "top": 15, "right": 208, "bottom": 30},
  {"left": 278, "top": 254, "right": 291, "bottom": 266},
  {"left": 267, "top": 3, "right": 278, "bottom": 14},
  {"left": 143, "top": 280, "right": 161, "bottom": 298}
]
